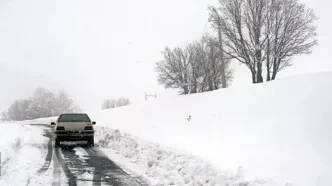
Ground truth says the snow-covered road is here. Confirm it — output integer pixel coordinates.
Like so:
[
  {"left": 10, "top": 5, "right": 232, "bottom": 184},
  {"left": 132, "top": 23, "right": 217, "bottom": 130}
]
[{"left": 0, "top": 123, "right": 148, "bottom": 186}]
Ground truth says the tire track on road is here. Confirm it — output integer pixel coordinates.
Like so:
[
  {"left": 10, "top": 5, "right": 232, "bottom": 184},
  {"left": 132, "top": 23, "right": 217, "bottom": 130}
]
[
  {"left": 84, "top": 147, "right": 143, "bottom": 186},
  {"left": 55, "top": 147, "right": 78, "bottom": 186},
  {"left": 91, "top": 147, "right": 149, "bottom": 186},
  {"left": 52, "top": 147, "right": 61, "bottom": 186},
  {"left": 37, "top": 130, "right": 53, "bottom": 173},
  {"left": 26, "top": 126, "right": 54, "bottom": 186},
  {"left": 85, "top": 148, "right": 102, "bottom": 186}
]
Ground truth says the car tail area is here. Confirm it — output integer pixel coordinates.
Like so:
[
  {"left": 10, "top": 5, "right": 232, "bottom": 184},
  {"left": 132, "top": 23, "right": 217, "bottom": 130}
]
[{"left": 56, "top": 122, "right": 93, "bottom": 131}]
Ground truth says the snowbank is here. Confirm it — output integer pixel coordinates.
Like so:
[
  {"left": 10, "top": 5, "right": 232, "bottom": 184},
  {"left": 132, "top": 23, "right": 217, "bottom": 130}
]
[
  {"left": 90, "top": 72, "right": 332, "bottom": 186},
  {"left": 96, "top": 126, "right": 265, "bottom": 186},
  {"left": 0, "top": 123, "right": 49, "bottom": 185},
  {"left": 0, "top": 124, "right": 26, "bottom": 175},
  {"left": 24, "top": 117, "right": 57, "bottom": 124}
]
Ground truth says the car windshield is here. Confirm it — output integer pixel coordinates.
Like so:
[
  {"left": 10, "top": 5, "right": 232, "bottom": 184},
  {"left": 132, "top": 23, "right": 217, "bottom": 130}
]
[{"left": 58, "top": 114, "right": 91, "bottom": 122}]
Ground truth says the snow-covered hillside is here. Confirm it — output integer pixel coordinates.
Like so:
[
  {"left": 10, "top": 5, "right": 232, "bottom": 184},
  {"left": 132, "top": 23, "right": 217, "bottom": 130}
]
[{"left": 90, "top": 72, "right": 332, "bottom": 186}]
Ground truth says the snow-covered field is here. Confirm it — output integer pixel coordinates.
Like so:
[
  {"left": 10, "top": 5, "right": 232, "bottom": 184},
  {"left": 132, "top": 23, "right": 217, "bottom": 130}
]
[
  {"left": 89, "top": 72, "right": 332, "bottom": 186},
  {"left": 1, "top": 72, "right": 331, "bottom": 186}
]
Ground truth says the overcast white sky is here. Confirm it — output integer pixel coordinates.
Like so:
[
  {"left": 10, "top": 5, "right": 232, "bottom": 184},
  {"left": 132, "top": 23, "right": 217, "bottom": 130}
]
[{"left": 0, "top": 0, "right": 331, "bottom": 111}]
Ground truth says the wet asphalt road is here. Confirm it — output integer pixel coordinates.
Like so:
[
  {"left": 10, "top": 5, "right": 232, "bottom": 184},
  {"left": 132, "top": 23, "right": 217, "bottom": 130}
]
[{"left": 28, "top": 124, "right": 147, "bottom": 186}]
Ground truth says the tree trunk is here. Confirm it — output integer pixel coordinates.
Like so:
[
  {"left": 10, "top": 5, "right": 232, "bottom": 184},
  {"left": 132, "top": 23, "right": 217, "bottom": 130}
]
[
  {"left": 271, "top": 58, "right": 280, "bottom": 80},
  {"left": 183, "top": 85, "right": 189, "bottom": 94},
  {"left": 266, "top": 64, "right": 271, "bottom": 81},
  {"left": 191, "top": 70, "right": 197, "bottom": 93},
  {"left": 251, "top": 68, "right": 257, "bottom": 84},
  {"left": 271, "top": 61, "right": 277, "bottom": 80},
  {"left": 256, "top": 61, "right": 264, "bottom": 83},
  {"left": 266, "top": 37, "right": 271, "bottom": 81},
  {"left": 191, "top": 83, "right": 197, "bottom": 93},
  {"left": 255, "top": 40, "right": 264, "bottom": 83},
  {"left": 208, "top": 78, "right": 214, "bottom": 91},
  {"left": 271, "top": 70, "right": 277, "bottom": 80},
  {"left": 214, "top": 77, "right": 219, "bottom": 90},
  {"left": 218, "top": 25, "right": 227, "bottom": 88}
]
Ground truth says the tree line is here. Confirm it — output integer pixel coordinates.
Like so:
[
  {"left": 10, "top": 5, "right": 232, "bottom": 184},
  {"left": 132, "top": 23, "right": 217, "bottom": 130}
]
[
  {"left": 1, "top": 87, "right": 79, "bottom": 121},
  {"left": 156, "top": 0, "right": 317, "bottom": 92},
  {"left": 101, "top": 98, "right": 131, "bottom": 110},
  {"left": 1, "top": 87, "right": 132, "bottom": 121}
]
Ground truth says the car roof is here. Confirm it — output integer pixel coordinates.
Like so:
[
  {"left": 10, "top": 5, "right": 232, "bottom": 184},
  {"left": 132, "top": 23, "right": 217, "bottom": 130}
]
[{"left": 59, "top": 113, "right": 88, "bottom": 115}]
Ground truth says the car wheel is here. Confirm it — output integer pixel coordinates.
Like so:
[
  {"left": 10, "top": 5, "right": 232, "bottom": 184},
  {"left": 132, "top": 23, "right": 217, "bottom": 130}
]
[
  {"left": 87, "top": 137, "right": 94, "bottom": 147},
  {"left": 55, "top": 139, "right": 61, "bottom": 148}
]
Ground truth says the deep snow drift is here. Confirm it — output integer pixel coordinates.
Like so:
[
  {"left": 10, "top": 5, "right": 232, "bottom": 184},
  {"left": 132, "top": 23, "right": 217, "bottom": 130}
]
[{"left": 90, "top": 72, "right": 332, "bottom": 186}]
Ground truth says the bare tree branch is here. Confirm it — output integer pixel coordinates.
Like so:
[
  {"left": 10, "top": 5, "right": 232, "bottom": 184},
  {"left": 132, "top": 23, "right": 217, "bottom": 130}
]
[{"left": 209, "top": 0, "right": 318, "bottom": 83}]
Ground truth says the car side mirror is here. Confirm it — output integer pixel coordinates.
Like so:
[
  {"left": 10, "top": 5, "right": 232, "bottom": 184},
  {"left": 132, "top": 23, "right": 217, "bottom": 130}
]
[
  {"left": 92, "top": 121, "right": 96, "bottom": 125},
  {"left": 51, "top": 122, "right": 56, "bottom": 125}
]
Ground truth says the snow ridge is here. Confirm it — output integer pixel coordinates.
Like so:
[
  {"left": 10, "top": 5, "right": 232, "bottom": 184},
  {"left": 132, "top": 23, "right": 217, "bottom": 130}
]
[{"left": 96, "top": 126, "right": 269, "bottom": 186}]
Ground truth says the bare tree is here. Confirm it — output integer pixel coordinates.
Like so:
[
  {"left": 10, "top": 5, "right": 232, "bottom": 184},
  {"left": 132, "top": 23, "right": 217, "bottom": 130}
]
[
  {"left": 101, "top": 99, "right": 117, "bottom": 109},
  {"left": 207, "top": 9, "right": 232, "bottom": 88},
  {"left": 28, "top": 87, "right": 56, "bottom": 119},
  {"left": 156, "top": 47, "right": 191, "bottom": 94},
  {"left": 186, "top": 41, "right": 204, "bottom": 93},
  {"left": 202, "top": 35, "right": 233, "bottom": 90},
  {"left": 53, "top": 91, "right": 80, "bottom": 115},
  {"left": 1, "top": 87, "right": 80, "bottom": 121},
  {"left": 209, "top": 0, "right": 317, "bottom": 83},
  {"left": 101, "top": 98, "right": 130, "bottom": 110},
  {"left": 265, "top": 0, "right": 318, "bottom": 80},
  {"left": 116, "top": 98, "right": 131, "bottom": 107},
  {"left": 1, "top": 100, "right": 31, "bottom": 121},
  {"left": 156, "top": 36, "right": 233, "bottom": 94},
  {"left": 1, "top": 111, "right": 7, "bottom": 121}
]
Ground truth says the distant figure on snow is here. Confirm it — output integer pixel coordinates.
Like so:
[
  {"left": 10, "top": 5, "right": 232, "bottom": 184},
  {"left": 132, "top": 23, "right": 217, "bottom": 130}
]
[{"left": 187, "top": 115, "right": 191, "bottom": 122}]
